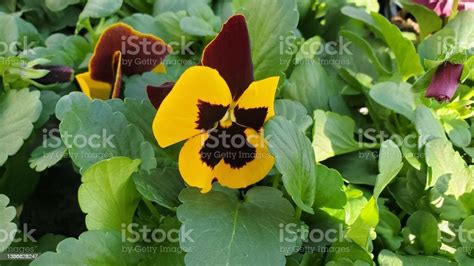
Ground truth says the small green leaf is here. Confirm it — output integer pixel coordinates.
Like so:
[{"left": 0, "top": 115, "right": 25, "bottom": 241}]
[
  {"left": 459, "top": 215, "right": 474, "bottom": 256},
  {"left": 79, "top": 0, "right": 123, "bottom": 20},
  {"left": 265, "top": 116, "right": 316, "bottom": 213},
  {"left": 0, "top": 88, "right": 42, "bottom": 166},
  {"left": 78, "top": 157, "right": 141, "bottom": 231},
  {"left": 425, "top": 138, "right": 471, "bottom": 187},
  {"left": 56, "top": 92, "right": 156, "bottom": 172},
  {"left": 369, "top": 82, "right": 419, "bottom": 121},
  {"left": 378, "top": 249, "right": 456, "bottom": 265},
  {"left": 180, "top": 17, "right": 216, "bottom": 37},
  {"left": 419, "top": 10, "right": 474, "bottom": 62},
  {"left": 237, "top": 0, "right": 299, "bottom": 79},
  {"left": 31, "top": 231, "right": 140, "bottom": 265},
  {"left": 0, "top": 194, "right": 17, "bottom": 253},
  {"left": 402, "top": 211, "right": 440, "bottom": 255},
  {"left": 415, "top": 105, "right": 447, "bottom": 147},
  {"left": 45, "top": 0, "right": 80, "bottom": 12},
  {"left": 312, "top": 110, "right": 361, "bottom": 162},
  {"left": 442, "top": 118, "right": 471, "bottom": 148},
  {"left": 313, "top": 164, "right": 346, "bottom": 209},
  {"left": 177, "top": 186, "right": 301, "bottom": 266},
  {"left": 374, "top": 140, "right": 403, "bottom": 199},
  {"left": 133, "top": 167, "right": 185, "bottom": 211},
  {"left": 376, "top": 209, "right": 403, "bottom": 250},
  {"left": 274, "top": 99, "right": 313, "bottom": 132},
  {"left": 29, "top": 138, "right": 67, "bottom": 172},
  {"left": 284, "top": 60, "right": 337, "bottom": 111}
]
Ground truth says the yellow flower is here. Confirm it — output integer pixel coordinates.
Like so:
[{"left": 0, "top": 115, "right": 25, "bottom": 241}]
[{"left": 151, "top": 15, "right": 279, "bottom": 192}]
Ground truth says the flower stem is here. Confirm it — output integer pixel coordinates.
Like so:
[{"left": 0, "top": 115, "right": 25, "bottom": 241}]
[
  {"left": 294, "top": 207, "right": 302, "bottom": 220},
  {"left": 143, "top": 198, "right": 161, "bottom": 220}
]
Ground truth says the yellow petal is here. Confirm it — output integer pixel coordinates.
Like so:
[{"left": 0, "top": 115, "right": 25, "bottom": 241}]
[
  {"left": 236, "top": 76, "right": 280, "bottom": 122},
  {"left": 213, "top": 128, "right": 274, "bottom": 189},
  {"left": 76, "top": 72, "right": 112, "bottom": 100},
  {"left": 179, "top": 133, "right": 215, "bottom": 193},
  {"left": 153, "top": 66, "right": 232, "bottom": 147}
]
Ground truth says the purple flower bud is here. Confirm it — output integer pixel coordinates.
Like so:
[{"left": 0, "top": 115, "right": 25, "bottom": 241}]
[
  {"left": 33, "top": 65, "right": 74, "bottom": 85},
  {"left": 425, "top": 62, "right": 463, "bottom": 101}
]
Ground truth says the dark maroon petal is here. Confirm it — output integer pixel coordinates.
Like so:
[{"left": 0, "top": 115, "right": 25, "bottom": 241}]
[
  {"left": 425, "top": 62, "right": 463, "bottom": 101},
  {"left": 147, "top": 82, "right": 175, "bottom": 109},
  {"left": 33, "top": 65, "right": 74, "bottom": 84},
  {"left": 90, "top": 23, "right": 171, "bottom": 84},
  {"left": 201, "top": 14, "right": 254, "bottom": 100},
  {"left": 196, "top": 100, "right": 229, "bottom": 131},
  {"left": 412, "top": 0, "right": 453, "bottom": 17},
  {"left": 200, "top": 123, "right": 256, "bottom": 169},
  {"left": 234, "top": 107, "right": 268, "bottom": 131}
]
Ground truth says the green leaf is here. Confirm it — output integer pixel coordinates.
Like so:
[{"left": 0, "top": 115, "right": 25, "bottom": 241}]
[
  {"left": 370, "top": 13, "right": 423, "bottom": 80},
  {"left": 340, "top": 30, "right": 391, "bottom": 76},
  {"left": 399, "top": 0, "right": 443, "bottom": 40},
  {"left": 29, "top": 138, "right": 67, "bottom": 172},
  {"left": 35, "top": 90, "right": 61, "bottom": 128},
  {"left": 389, "top": 169, "right": 426, "bottom": 214},
  {"left": 284, "top": 60, "right": 337, "bottom": 111},
  {"left": 236, "top": 0, "right": 299, "bottom": 79},
  {"left": 415, "top": 105, "right": 447, "bottom": 147},
  {"left": 56, "top": 92, "right": 156, "bottom": 172},
  {"left": 45, "top": 0, "right": 80, "bottom": 12},
  {"left": 425, "top": 138, "right": 471, "bottom": 188},
  {"left": 369, "top": 82, "right": 419, "bottom": 121},
  {"left": 419, "top": 10, "right": 474, "bottom": 62},
  {"left": 0, "top": 143, "right": 40, "bottom": 205},
  {"left": 0, "top": 14, "right": 42, "bottom": 56},
  {"left": 345, "top": 197, "right": 379, "bottom": 248},
  {"left": 325, "top": 151, "right": 379, "bottom": 186},
  {"left": 274, "top": 99, "right": 313, "bottom": 132},
  {"left": 325, "top": 239, "right": 374, "bottom": 265},
  {"left": 312, "top": 110, "right": 361, "bottom": 162},
  {"left": 0, "top": 194, "right": 17, "bottom": 253},
  {"left": 378, "top": 249, "right": 457, "bottom": 266},
  {"left": 341, "top": 7, "right": 423, "bottom": 79},
  {"left": 138, "top": 217, "right": 185, "bottom": 266},
  {"left": 459, "top": 215, "right": 474, "bottom": 256},
  {"left": 180, "top": 17, "right": 216, "bottom": 37},
  {"left": 133, "top": 167, "right": 185, "bottom": 211},
  {"left": 376, "top": 209, "right": 403, "bottom": 250},
  {"left": 345, "top": 141, "right": 403, "bottom": 249},
  {"left": 177, "top": 186, "right": 301, "bottom": 265},
  {"left": 313, "top": 164, "right": 346, "bottom": 209},
  {"left": 0, "top": 88, "right": 42, "bottom": 166},
  {"left": 78, "top": 157, "right": 141, "bottom": 231},
  {"left": 427, "top": 139, "right": 473, "bottom": 220},
  {"left": 153, "top": 0, "right": 211, "bottom": 14},
  {"left": 442, "top": 118, "right": 471, "bottom": 148},
  {"left": 374, "top": 140, "right": 403, "bottom": 199},
  {"left": 31, "top": 231, "right": 140, "bottom": 265},
  {"left": 79, "top": 0, "right": 123, "bottom": 20},
  {"left": 401, "top": 211, "right": 440, "bottom": 255},
  {"left": 108, "top": 98, "right": 178, "bottom": 168},
  {"left": 265, "top": 116, "right": 316, "bottom": 213}
]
